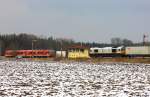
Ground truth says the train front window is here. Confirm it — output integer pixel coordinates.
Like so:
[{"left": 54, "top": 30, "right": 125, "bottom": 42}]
[
  {"left": 94, "top": 49, "right": 98, "bottom": 53},
  {"left": 112, "top": 48, "right": 116, "bottom": 53}
]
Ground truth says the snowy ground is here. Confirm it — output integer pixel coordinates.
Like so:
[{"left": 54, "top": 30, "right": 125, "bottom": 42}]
[{"left": 0, "top": 61, "right": 150, "bottom": 97}]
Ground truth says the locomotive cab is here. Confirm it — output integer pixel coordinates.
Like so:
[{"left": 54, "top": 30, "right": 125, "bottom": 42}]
[{"left": 116, "top": 46, "right": 125, "bottom": 54}]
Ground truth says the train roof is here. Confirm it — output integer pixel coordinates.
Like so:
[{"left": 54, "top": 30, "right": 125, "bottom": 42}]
[
  {"left": 116, "top": 46, "right": 124, "bottom": 49},
  {"left": 91, "top": 46, "right": 124, "bottom": 49}
]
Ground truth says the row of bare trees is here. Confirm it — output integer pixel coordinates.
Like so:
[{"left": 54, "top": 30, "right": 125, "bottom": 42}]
[
  {"left": 0, "top": 33, "right": 74, "bottom": 55},
  {"left": 111, "top": 38, "right": 133, "bottom": 46},
  {"left": 0, "top": 33, "right": 142, "bottom": 56}
]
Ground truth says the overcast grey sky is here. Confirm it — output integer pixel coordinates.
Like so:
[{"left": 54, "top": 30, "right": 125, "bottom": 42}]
[{"left": 0, "top": 0, "right": 150, "bottom": 43}]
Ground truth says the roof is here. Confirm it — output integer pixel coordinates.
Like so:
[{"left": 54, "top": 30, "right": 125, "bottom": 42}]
[
  {"left": 103, "top": 47, "right": 112, "bottom": 49},
  {"left": 90, "top": 47, "right": 103, "bottom": 50},
  {"left": 68, "top": 45, "right": 89, "bottom": 49}
]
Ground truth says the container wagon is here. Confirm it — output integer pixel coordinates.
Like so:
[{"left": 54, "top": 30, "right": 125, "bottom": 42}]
[{"left": 125, "top": 46, "right": 150, "bottom": 57}]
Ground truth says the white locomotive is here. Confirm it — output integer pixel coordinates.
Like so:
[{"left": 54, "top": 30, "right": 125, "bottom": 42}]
[{"left": 90, "top": 46, "right": 125, "bottom": 57}]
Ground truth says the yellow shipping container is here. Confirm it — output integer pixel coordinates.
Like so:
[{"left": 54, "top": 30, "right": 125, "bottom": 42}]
[{"left": 68, "top": 45, "right": 90, "bottom": 59}]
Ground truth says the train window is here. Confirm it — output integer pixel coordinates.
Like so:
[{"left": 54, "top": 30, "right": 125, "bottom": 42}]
[
  {"left": 18, "top": 52, "right": 23, "bottom": 54},
  {"left": 38, "top": 52, "right": 43, "bottom": 54},
  {"left": 80, "top": 49, "right": 84, "bottom": 52},
  {"left": 112, "top": 48, "right": 116, "bottom": 52},
  {"left": 94, "top": 49, "right": 98, "bottom": 53},
  {"left": 44, "top": 52, "right": 48, "bottom": 54}
]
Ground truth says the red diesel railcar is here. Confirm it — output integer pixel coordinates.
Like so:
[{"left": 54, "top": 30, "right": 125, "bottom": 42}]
[{"left": 5, "top": 50, "right": 55, "bottom": 58}]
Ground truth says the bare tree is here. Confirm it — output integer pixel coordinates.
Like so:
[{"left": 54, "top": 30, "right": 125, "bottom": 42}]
[
  {"left": 111, "top": 38, "right": 123, "bottom": 46},
  {"left": 111, "top": 37, "right": 133, "bottom": 46},
  {"left": 122, "top": 39, "right": 133, "bottom": 46}
]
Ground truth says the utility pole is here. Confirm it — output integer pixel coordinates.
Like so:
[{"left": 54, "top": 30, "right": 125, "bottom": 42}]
[
  {"left": 58, "top": 39, "right": 63, "bottom": 58},
  {"left": 32, "top": 40, "right": 37, "bottom": 58},
  {"left": 143, "top": 34, "right": 148, "bottom": 46},
  {"left": 61, "top": 40, "right": 62, "bottom": 58}
]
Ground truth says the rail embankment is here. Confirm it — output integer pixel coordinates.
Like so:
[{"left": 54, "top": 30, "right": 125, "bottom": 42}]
[
  {"left": 60, "top": 57, "right": 150, "bottom": 64},
  {"left": 1, "top": 57, "right": 150, "bottom": 64}
]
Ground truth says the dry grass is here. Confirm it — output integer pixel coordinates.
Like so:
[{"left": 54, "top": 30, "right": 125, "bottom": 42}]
[
  {"left": 64, "top": 57, "right": 150, "bottom": 64},
  {"left": 3, "top": 57, "right": 150, "bottom": 64},
  {"left": 86, "top": 58, "right": 150, "bottom": 64}
]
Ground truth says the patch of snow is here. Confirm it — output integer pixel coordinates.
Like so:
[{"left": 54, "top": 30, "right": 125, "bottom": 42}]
[{"left": 0, "top": 61, "right": 150, "bottom": 96}]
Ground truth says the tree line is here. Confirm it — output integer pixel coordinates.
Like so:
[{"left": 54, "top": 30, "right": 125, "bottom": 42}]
[
  {"left": 0, "top": 33, "right": 145, "bottom": 55},
  {"left": 0, "top": 33, "right": 75, "bottom": 55}
]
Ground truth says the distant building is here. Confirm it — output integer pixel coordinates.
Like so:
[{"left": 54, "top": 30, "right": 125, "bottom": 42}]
[
  {"left": 56, "top": 51, "right": 67, "bottom": 58},
  {"left": 67, "top": 45, "right": 90, "bottom": 59}
]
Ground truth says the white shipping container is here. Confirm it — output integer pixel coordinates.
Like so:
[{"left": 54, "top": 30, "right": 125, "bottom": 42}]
[
  {"left": 125, "top": 46, "right": 150, "bottom": 55},
  {"left": 56, "top": 51, "right": 67, "bottom": 58}
]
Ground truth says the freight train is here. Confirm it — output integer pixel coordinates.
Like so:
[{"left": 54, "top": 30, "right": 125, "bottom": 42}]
[
  {"left": 90, "top": 46, "right": 150, "bottom": 58},
  {"left": 4, "top": 46, "right": 150, "bottom": 59}
]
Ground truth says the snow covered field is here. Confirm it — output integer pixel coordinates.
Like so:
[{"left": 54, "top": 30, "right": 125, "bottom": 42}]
[{"left": 0, "top": 61, "right": 150, "bottom": 97}]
